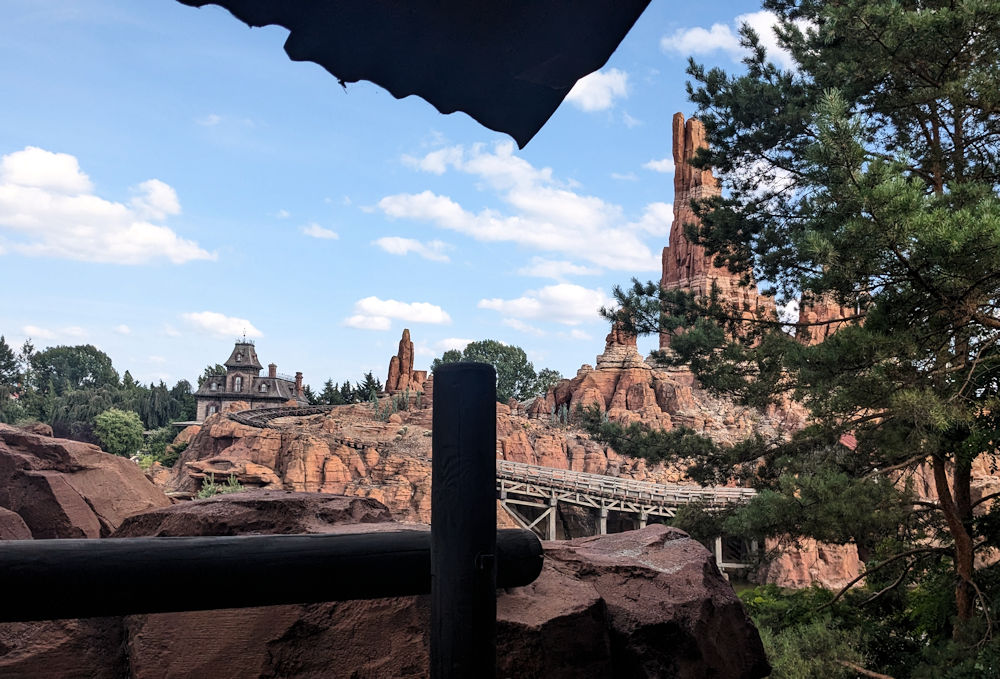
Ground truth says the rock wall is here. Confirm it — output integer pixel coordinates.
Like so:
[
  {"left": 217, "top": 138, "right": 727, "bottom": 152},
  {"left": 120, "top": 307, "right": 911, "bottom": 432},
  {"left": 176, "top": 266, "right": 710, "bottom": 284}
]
[
  {"left": 0, "top": 492, "right": 770, "bottom": 679},
  {"left": 660, "top": 113, "right": 776, "bottom": 351},
  {"left": 0, "top": 424, "right": 171, "bottom": 538}
]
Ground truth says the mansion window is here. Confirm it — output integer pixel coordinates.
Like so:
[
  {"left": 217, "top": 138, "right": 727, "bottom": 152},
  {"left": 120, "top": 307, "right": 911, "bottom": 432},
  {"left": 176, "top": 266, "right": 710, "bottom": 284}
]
[
  {"left": 210, "top": 382, "right": 217, "bottom": 391},
  {"left": 234, "top": 376, "right": 243, "bottom": 392},
  {"left": 208, "top": 405, "right": 218, "bottom": 415},
  {"left": 259, "top": 383, "right": 268, "bottom": 393},
  {"left": 236, "top": 352, "right": 243, "bottom": 362}
]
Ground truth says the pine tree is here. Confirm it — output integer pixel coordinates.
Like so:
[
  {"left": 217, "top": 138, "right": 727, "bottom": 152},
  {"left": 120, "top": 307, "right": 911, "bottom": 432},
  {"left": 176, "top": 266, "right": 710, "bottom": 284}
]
[{"left": 602, "top": 0, "right": 1000, "bottom": 644}]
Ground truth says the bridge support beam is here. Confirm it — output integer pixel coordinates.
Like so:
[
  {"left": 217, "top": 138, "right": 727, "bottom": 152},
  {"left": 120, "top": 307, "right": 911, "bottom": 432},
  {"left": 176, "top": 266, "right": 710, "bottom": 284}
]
[
  {"left": 598, "top": 507, "right": 608, "bottom": 535},
  {"left": 638, "top": 511, "right": 647, "bottom": 529},
  {"left": 547, "top": 496, "right": 558, "bottom": 540}
]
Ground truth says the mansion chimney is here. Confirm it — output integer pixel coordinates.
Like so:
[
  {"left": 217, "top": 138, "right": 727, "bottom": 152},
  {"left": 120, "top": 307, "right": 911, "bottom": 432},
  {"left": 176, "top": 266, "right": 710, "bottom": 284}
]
[
  {"left": 295, "top": 372, "right": 303, "bottom": 397},
  {"left": 268, "top": 363, "right": 277, "bottom": 379}
]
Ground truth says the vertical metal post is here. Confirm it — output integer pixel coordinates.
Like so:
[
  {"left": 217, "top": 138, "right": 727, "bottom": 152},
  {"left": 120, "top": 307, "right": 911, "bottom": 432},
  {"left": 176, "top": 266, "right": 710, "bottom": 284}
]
[
  {"left": 432, "top": 362, "right": 497, "bottom": 679},
  {"left": 638, "top": 511, "right": 648, "bottom": 529},
  {"left": 598, "top": 507, "right": 608, "bottom": 535}
]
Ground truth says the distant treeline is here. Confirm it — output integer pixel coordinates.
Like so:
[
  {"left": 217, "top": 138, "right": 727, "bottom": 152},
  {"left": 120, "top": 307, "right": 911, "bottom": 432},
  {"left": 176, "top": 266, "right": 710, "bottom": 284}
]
[{"left": 0, "top": 336, "right": 196, "bottom": 444}]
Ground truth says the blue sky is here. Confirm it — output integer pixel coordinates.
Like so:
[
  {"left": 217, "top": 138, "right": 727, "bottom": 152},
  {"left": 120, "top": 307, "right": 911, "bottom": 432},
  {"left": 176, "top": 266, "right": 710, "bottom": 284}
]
[{"left": 1, "top": 0, "right": 792, "bottom": 389}]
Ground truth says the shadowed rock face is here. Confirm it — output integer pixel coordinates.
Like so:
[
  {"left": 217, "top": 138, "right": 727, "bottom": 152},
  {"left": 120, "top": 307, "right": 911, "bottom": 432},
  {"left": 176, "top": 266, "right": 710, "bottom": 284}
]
[
  {"left": 174, "top": 0, "right": 652, "bottom": 148},
  {"left": 1, "top": 493, "right": 769, "bottom": 678},
  {"left": 0, "top": 424, "right": 171, "bottom": 539}
]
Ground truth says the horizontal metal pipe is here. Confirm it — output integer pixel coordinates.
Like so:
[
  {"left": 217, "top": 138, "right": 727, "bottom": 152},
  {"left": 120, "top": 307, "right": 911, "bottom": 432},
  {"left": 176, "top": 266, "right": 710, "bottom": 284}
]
[{"left": 0, "top": 528, "right": 543, "bottom": 622}]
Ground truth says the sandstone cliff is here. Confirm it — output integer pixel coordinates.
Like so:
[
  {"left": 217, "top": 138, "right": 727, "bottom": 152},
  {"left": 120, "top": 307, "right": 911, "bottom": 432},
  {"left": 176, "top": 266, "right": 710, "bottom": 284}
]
[{"left": 660, "top": 113, "right": 777, "bottom": 351}]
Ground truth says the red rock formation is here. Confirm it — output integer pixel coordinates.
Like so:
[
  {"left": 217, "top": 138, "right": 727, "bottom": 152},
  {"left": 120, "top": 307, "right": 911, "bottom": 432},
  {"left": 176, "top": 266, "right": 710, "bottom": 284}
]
[
  {"left": 755, "top": 538, "right": 863, "bottom": 590},
  {"left": 0, "top": 424, "right": 171, "bottom": 538},
  {"left": 796, "top": 293, "right": 853, "bottom": 345},
  {"left": 2, "top": 494, "right": 769, "bottom": 679},
  {"left": 385, "top": 328, "right": 428, "bottom": 394},
  {"left": 660, "top": 113, "right": 776, "bottom": 350},
  {"left": 0, "top": 506, "right": 31, "bottom": 540}
]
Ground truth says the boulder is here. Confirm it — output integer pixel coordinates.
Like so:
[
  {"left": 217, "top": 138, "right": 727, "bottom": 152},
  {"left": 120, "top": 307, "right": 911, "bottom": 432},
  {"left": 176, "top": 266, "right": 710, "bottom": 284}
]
[
  {"left": 0, "top": 424, "right": 171, "bottom": 538},
  {"left": 0, "top": 494, "right": 768, "bottom": 678},
  {"left": 0, "top": 506, "right": 31, "bottom": 540}
]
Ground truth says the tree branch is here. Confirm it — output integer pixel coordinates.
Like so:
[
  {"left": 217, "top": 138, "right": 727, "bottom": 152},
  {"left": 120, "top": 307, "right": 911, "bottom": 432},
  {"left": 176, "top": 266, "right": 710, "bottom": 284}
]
[
  {"left": 818, "top": 547, "right": 947, "bottom": 610},
  {"left": 836, "top": 660, "right": 895, "bottom": 679}
]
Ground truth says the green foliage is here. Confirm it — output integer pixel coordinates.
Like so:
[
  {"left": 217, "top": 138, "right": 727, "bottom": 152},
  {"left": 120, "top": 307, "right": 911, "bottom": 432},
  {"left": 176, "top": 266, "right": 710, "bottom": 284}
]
[
  {"left": 600, "top": 0, "right": 1000, "bottom": 650},
  {"left": 140, "top": 426, "right": 186, "bottom": 468},
  {"left": 430, "top": 349, "right": 462, "bottom": 372},
  {"left": 31, "top": 345, "right": 119, "bottom": 396},
  {"left": 197, "top": 364, "right": 226, "bottom": 388},
  {"left": 0, "top": 335, "right": 18, "bottom": 388},
  {"left": 356, "top": 371, "right": 383, "bottom": 401},
  {"left": 534, "top": 368, "right": 563, "bottom": 398},
  {"left": 93, "top": 408, "right": 144, "bottom": 457},
  {"left": 431, "top": 341, "right": 561, "bottom": 402},
  {"left": 196, "top": 473, "right": 244, "bottom": 499}
]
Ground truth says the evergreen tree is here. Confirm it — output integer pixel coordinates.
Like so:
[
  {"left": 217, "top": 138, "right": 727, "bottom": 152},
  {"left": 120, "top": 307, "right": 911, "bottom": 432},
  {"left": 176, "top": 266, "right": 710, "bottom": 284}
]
[
  {"left": 169, "top": 380, "right": 197, "bottom": 421},
  {"left": 197, "top": 364, "right": 227, "bottom": 388},
  {"left": 355, "top": 372, "right": 382, "bottom": 401},
  {"left": 339, "top": 380, "right": 354, "bottom": 404},
  {"left": 302, "top": 384, "right": 318, "bottom": 405},
  {"left": 319, "top": 378, "right": 343, "bottom": 405},
  {"left": 599, "top": 0, "right": 1000, "bottom": 656},
  {"left": 0, "top": 336, "right": 18, "bottom": 388}
]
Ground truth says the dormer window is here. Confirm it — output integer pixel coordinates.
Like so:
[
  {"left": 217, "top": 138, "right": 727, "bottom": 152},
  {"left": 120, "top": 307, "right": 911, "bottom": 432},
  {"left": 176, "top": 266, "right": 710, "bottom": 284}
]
[
  {"left": 236, "top": 352, "right": 243, "bottom": 362},
  {"left": 234, "top": 376, "right": 243, "bottom": 392},
  {"left": 259, "top": 383, "right": 268, "bottom": 393},
  {"left": 210, "top": 382, "right": 217, "bottom": 391}
]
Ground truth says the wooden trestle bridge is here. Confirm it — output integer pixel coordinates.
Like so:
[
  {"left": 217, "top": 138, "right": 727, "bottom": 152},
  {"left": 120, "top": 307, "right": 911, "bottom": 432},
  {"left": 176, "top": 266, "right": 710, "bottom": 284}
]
[
  {"left": 224, "top": 405, "right": 758, "bottom": 573},
  {"left": 496, "top": 459, "right": 758, "bottom": 574}
]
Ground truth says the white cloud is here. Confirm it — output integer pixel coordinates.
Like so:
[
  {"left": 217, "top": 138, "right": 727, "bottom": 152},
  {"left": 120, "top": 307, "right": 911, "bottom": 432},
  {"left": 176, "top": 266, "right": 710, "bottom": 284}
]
[
  {"left": 344, "top": 297, "right": 451, "bottom": 330},
  {"left": 372, "top": 236, "right": 451, "bottom": 262},
  {"left": 611, "top": 172, "right": 638, "bottom": 181},
  {"left": 148, "top": 355, "right": 167, "bottom": 364},
  {"left": 275, "top": 209, "right": 290, "bottom": 219},
  {"left": 114, "top": 324, "right": 131, "bottom": 335},
  {"left": 302, "top": 223, "right": 339, "bottom": 240},
  {"left": 478, "top": 284, "right": 611, "bottom": 326},
  {"left": 380, "top": 141, "right": 662, "bottom": 271},
  {"left": 568, "top": 329, "right": 592, "bottom": 341},
  {"left": 660, "top": 10, "right": 804, "bottom": 70},
  {"left": 182, "top": 311, "right": 262, "bottom": 339},
  {"left": 197, "top": 114, "right": 222, "bottom": 127},
  {"left": 622, "top": 111, "right": 642, "bottom": 128},
  {"left": 344, "top": 315, "right": 392, "bottom": 331},
  {"left": 1, "top": 146, "right": 92, "bottom": 194},
  {"left": 436, "top": 337, "right": 472, "bottom": 352},
  {"left": 0, "top": 147, "right": 213, "bottom": 265},
  {"left": 631, "top": 202, "right": 673, "bottom": 237},
  {"left": 643, "top": 157, "right": 675, "bottom": 174},
  {"left": 503, "top": 318, "right": 546, "bottom": 336},
  {"left": 130, "top": 179, "right": 180, "bottom": 221},
  {"left": 162, "top": 324, "right": 181, "bottom": 337},
  {"left": 517, "top": 257, "right": 600, "bottom": 280},
  {"left": 566, "top": 68, "right": 629, "bottom": 112},
  {"left": 19, "top": 324, "right": 87, "bottom": 340},
  {"left": 402, "top": 146, "right": 464, "bottom": 175},
  {"left": 22, "top": 325, "right": 55, "bottom": 339}
]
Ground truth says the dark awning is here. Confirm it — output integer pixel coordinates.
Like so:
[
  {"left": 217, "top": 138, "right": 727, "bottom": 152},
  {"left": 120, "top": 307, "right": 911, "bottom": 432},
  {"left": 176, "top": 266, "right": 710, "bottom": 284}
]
[{"left": 176, "top": 0, "right": 652, "bottom": 147}]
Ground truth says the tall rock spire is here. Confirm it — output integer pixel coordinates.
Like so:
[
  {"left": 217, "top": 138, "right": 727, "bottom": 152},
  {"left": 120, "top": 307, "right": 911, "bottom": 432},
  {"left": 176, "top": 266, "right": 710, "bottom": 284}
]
[{"left": 660, "top": 113, "right": 775, "bottom": 349}]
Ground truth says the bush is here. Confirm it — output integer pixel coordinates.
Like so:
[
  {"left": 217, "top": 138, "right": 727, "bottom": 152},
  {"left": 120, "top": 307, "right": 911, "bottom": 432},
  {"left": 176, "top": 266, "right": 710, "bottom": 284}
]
[
  {"left": 93, "top": 408, "right": 144, "bottom": 457},
  {"left": 196, "top": 473, "right": 244, "bottom": 499}
]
